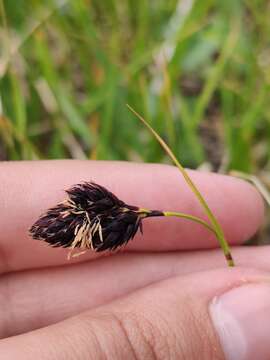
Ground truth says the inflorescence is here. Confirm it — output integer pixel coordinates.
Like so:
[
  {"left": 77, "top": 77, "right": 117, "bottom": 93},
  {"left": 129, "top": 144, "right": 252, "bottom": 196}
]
[{"left": 29, "top": 182, "right": 163, "bottom": 257}]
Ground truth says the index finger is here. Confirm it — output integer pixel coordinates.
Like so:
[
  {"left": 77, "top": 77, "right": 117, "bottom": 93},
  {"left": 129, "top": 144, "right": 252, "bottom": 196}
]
[{"left": 0, "top": 160, "right": 264, "bottom": 273}]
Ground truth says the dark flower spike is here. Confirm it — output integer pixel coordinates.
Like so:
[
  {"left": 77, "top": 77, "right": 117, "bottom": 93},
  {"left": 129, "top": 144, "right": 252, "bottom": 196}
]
[{"left": 29, "top": 182, "right": 163, "bottom": 258}]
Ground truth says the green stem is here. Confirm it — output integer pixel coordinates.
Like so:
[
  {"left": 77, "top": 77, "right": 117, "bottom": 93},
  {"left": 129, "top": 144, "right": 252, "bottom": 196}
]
[
  {"left": 165, "top": 213, "right": 234, "bottom": 268},
  {"left": 163, "top": 211, "right": 216, "bottom": 235},
  {"left": 140, "top": 208, "right": 216, "bottom": 234},
  {"left": 128, "top": 104, "right": 234, "bottom": 267}
]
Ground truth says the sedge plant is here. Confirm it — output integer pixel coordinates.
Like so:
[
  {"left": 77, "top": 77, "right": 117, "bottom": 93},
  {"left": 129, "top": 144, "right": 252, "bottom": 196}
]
[{"left": 29, "top": 106, "right": 234, "bottom": 267}]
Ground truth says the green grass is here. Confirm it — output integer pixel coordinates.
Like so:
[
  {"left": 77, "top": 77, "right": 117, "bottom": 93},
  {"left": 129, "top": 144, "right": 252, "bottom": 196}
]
[{"left": 0, "top": 0, "right": 270, "bottom": 177}]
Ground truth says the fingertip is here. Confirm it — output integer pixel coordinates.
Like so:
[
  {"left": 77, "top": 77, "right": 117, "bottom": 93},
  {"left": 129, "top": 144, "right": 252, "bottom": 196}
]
[{"left": 219, "top": 176, "right": 265, "bottom": 245}]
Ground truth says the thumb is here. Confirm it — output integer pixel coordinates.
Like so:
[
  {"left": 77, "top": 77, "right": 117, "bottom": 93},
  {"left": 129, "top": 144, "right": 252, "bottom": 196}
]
[{"left": 1, "top": 267, "right": 270, "bottom": 360}]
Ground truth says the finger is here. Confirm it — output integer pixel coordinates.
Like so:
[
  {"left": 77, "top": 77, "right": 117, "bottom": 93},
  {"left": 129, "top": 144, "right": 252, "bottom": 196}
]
[
  {"left": 0, "top": 160, "right": 263, "bottom": 272},
  {"left": 1, "top": 245, "right": 270, "bottom": 338},
  {"left": 1, "top": 267, "right": 270, "bottom": 360}
]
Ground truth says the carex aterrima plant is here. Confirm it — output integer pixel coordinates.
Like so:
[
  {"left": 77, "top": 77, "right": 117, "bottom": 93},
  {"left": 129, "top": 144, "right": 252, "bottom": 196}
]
[
  {"left": 29, "top": 181, "right": 215, "bottom": 259},
  {"left": 30, "top": 106, "right": 234, "bottom": 267}
]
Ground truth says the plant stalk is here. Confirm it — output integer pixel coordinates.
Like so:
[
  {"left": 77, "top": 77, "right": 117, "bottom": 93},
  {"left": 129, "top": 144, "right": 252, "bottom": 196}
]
[
  {"left": 143, "top": 209, "right": 217, "bottom": 234},
  {"left": 129, "top": 104, "right": 234, "bottom": 267},
  {"left": 163, "top": 211, "right": 216, "bottom": 235}
]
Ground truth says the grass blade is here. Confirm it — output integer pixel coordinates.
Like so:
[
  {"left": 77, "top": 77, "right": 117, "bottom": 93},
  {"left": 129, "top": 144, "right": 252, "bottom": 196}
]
[{"left": 127, "top": 104, "right": 234, "bottom": 267}]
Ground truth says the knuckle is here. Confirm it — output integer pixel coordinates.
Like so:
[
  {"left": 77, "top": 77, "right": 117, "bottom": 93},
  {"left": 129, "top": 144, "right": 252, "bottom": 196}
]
[
  {"left": 82, "top": 311, "right": 138, "bottom": 360},
  {"left": 110, "top": 310, "right": 178, "bottom": 360},
  {"left": 85, "top": 309, "right": 173, "bottom": 360},
  {"left": 80, "top": 297, "right": 221, "bottom": 360}
]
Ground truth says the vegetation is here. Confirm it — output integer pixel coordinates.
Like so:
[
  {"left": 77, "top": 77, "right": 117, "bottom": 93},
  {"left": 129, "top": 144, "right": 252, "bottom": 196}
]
[{"left": 0, "top": 1, "right": 269, "bottom": 189}]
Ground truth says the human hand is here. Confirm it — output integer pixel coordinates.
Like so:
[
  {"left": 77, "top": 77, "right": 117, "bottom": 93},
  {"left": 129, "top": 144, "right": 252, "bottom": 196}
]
[{"left": 0, "top": 160, "right": 268, "bottom": 359}]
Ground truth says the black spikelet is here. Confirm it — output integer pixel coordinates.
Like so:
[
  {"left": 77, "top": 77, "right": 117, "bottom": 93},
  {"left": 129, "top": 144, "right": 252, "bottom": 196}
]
[{"left": 29, "top": 182, "right": 163, "bottom": 255}]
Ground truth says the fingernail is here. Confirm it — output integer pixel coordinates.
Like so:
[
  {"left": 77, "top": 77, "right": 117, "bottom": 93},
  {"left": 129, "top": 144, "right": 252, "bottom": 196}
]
[{"left": 209, "top": 283, "right": 270, "bottom": 360}]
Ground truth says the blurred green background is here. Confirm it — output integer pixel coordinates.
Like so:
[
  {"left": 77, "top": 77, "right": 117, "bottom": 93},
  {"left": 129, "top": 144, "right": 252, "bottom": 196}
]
[{"left": 0, "top": 1, "right": 270, "bottom": 199}]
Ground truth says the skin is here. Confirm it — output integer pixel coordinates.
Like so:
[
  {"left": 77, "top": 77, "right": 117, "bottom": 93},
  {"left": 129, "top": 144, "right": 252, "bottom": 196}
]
[{"left": 0, "top": 160, "right": 267, "bottom": 359}]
